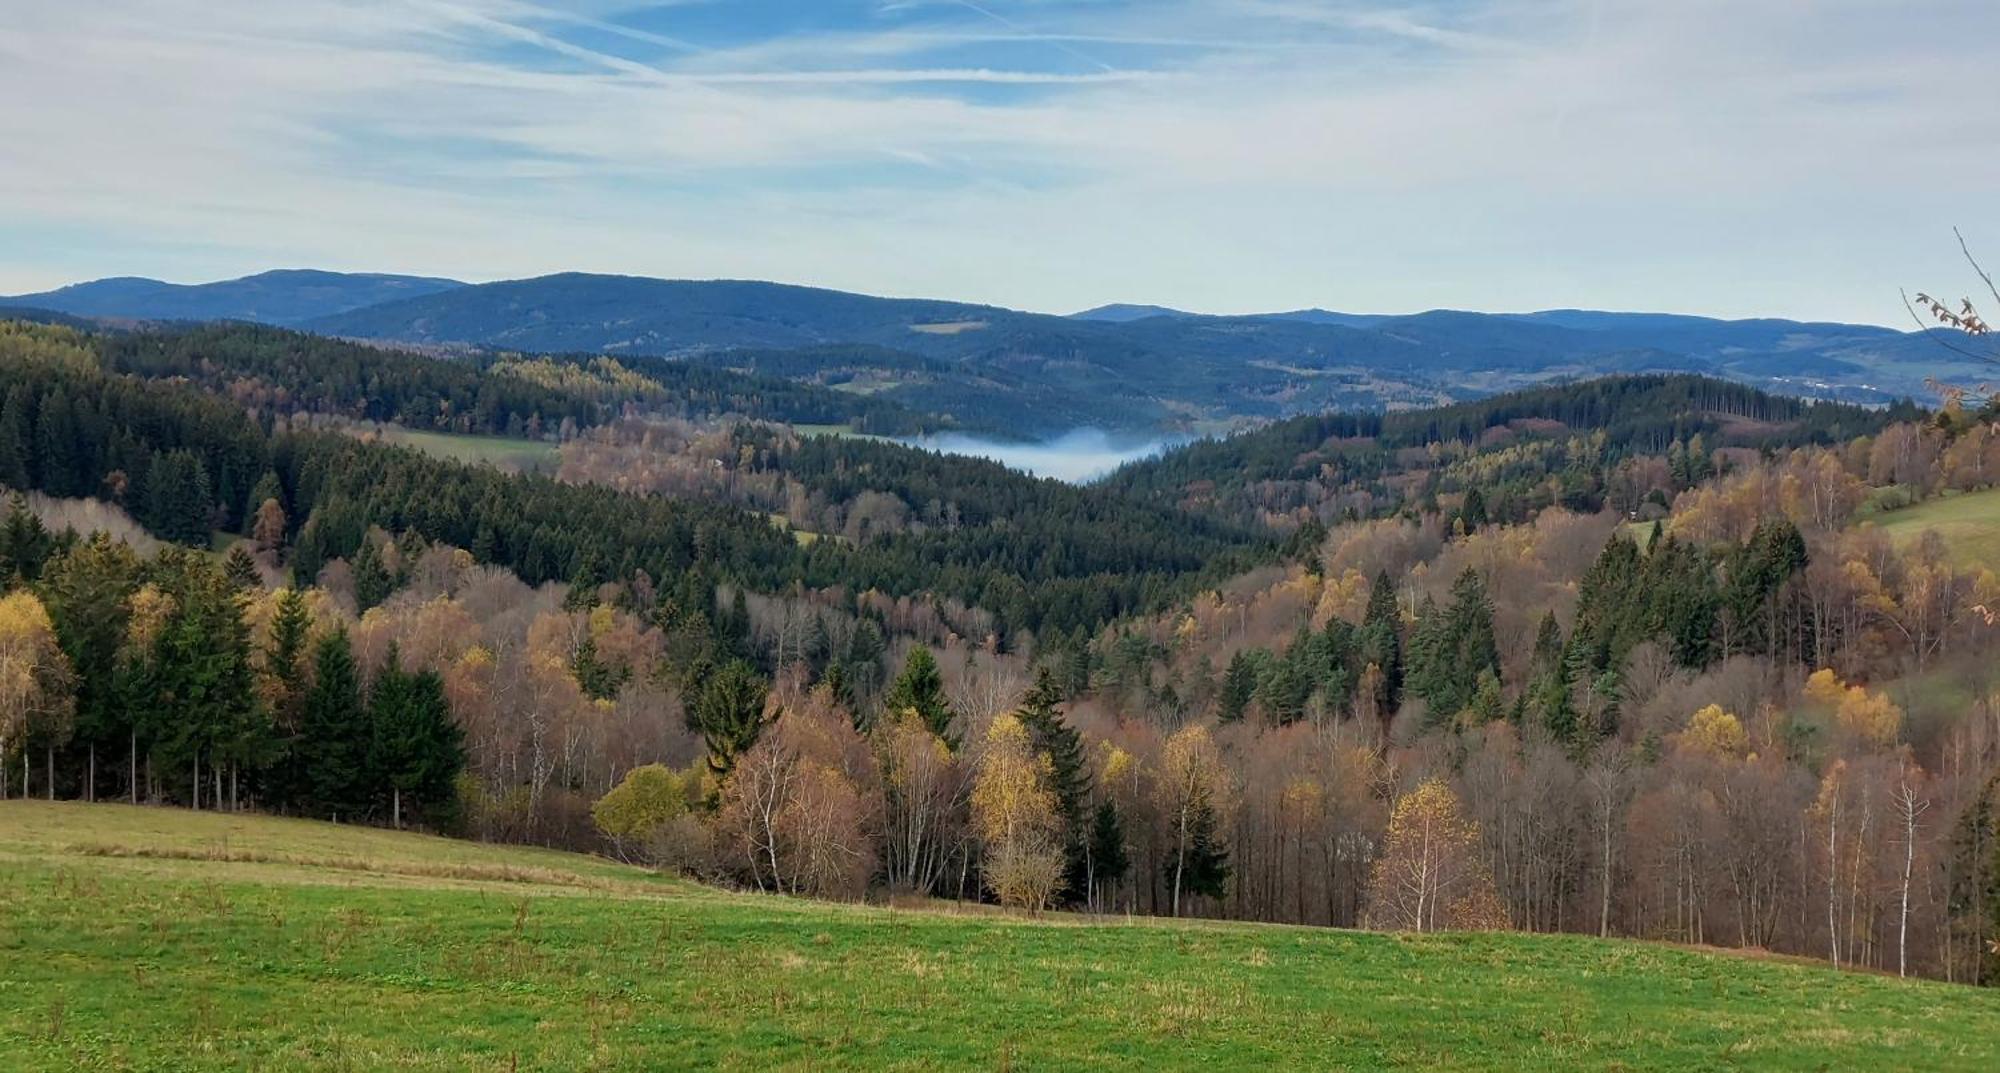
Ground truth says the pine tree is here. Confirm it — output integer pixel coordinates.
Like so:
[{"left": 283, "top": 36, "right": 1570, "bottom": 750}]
[
  {"left": 1458, "top": 486, "right": 1488, "bottom": 532},
  {"left": 571, "top": 631, "right": 628, "bottom": 700},
  {"left": 1174, "top": 790, "right": 1231, "bottom": 903},
  {"left": 1016, "top": 667, "right": 1091, "bottom": 903},
  {"left": 1947, "top": 774, "right": 2000, "bottom": 986},
  {"left": 260, "top": 586, "right": 313, "bottom": 809},
  {"left": 37, "top": 534, "right": 140, "bottom": 802},
  {"left": 1361, "top": 571, "right": 1403, "bottom": 712},
  {"left": 685, "top": 659, "right": 768, "bottom": 777},
  {"left": 367, "top": 645, "right": 465, "bottom": 829},
  {"left": 243, "top": 471, "right": 284, "bottom": 534},
  {"left": 302, "top": 627, "right": 370, "bottom": 819},
  {"left": 147, "top": 555, "right": 262, "bottom": 810},
  {"left": 0, "top": 493, "right": 53, "bottom": 582},
  {"left": 1218, "top": 650, "right": 1257, "bottom": 723},
  {"left": 0, "top": 386, "right": 31, "bottom": 489},
  {"left": 32, "top": 386, "right": 80, "bottom": 498},
  {"left": 351, "top": 534, "right": 392, "bottom": 611},
  {"left": 222, "top": 545, "right": 260, "bottom": 590},
  {"left": 884, "top": 646, "right": 953, "bottom": 744},
  {"left": 142, "top": 449, "right": 215, "bottom": 546},
  {"left": 1088, "top": 799, "right": 1130, "bottom": 909}
]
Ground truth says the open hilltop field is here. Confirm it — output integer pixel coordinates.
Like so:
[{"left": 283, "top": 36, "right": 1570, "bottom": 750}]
[
  {"left": 1866, "top": 486, "right": 2000, "bottom": 572},
  {"left": 2, "top": 803, "right": 1996, "bottom": 1072}
]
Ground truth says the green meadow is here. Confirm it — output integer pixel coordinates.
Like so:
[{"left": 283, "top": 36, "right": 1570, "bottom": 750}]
[{"left": 2, "top": 802, "right": 1995, "bottom": 1071}]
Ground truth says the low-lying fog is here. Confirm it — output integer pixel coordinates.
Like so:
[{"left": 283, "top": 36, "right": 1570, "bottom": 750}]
[{"left": 905, "top": 428, "right": 1171, "bottom": 483}]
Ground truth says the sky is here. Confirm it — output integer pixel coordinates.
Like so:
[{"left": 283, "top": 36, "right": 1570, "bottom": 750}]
[{"left": 2, "top": 0, "right": 1996, "bottom": 324}]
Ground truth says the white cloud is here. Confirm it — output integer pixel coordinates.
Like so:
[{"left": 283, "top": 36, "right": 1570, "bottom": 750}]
[{"left": 0, "top": 0, "right": 1994, "bottom": 324}]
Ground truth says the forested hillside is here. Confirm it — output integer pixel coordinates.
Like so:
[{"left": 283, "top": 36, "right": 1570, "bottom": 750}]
[
  {"left": 1110, "top": 375, "right": 1915, "bottom": 528},
  {"left": 2, "top": 316, "right": 1998, "bottom": 989}
]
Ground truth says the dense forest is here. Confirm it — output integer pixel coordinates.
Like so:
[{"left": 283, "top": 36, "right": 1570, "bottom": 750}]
[
  {"left": 2, "top": 316, "right": 1998, "bottom": 987},
  {"left": 1108, "top": 375, "right": 1921, "bottom": 528},
  {"left": 88, "top": 321, "right": 945, "bottom": 438}
]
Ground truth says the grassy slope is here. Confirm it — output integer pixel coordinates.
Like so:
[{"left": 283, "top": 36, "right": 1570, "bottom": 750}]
[
  {"left": 1865, "top": 486, "right": 2000, "bottom": 572},
  {"left": 2, "top": 804, "right": 1996, "bottom": 1072}
]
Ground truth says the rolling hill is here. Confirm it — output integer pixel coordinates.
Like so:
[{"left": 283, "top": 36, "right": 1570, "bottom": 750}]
[
  {"left": 15, "top": 268, "right": 1987, "bottom": 436},
  {"left": 4, "top": 801, "right": 1994, "bottom": 1071},
  {"left": 0, "top": 269, "right": 463, "bottom": 325}
]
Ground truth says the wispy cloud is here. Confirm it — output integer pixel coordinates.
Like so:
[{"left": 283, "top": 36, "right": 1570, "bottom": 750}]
[{"left": 0, "top": 0, "right": 1995, "bottom": 324}]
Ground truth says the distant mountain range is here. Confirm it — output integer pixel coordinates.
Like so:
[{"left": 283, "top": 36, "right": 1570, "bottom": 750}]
[
  {"left": 1, "top": 269, "right": 463, "bottom": 325},
  {"left": 4, "top": 269, "right": 1981, "bottom": 435}
]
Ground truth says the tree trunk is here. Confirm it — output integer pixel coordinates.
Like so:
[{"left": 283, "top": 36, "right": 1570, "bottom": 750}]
[
  {"left": 88, "top": 744, "right": 96, "bottom": 803},
  {"left": 46, "top": 744, "right": 54, "bottom": 801},
  {"left": 130, "top": 731, "right": 138, "bottom": 804},
  {"left": 192, "top": 750, "right": 200, "bottom": 811},
  {"left": 1825, "top": 803, "right": 1839, "bottom": 968},
  {"left": 393, "top": 786, "right": 402, "bottom": 830}
]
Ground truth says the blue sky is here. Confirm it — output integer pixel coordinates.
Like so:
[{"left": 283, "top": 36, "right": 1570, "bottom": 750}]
[{"left": 2, "top": 0, "right": 1995, "bottom": 324}]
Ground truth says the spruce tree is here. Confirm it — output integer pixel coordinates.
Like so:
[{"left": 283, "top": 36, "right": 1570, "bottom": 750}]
[
  {"left": 36, "top": 534, "right": 140, "bottom": 801},
  {"left": 1217, "top": 650, "right": 1257, "bottom": 724},
  {"left": 0, "top": 386, "right": 30, "bottom": 489},
  {"left": 1361, "top": 570, "right": 1404, "bottom": 713},
  {"left": 367, "top": 645, "right": 465, "bottom": 829},
  {"left": 0, "top": 493, "right": 53, "bottom": 582},
  {"left": 351, "top": 535, "right": 392, "bottom": 611},
  {"left": 32, "top": 386, "right": 79, "bottom": 498},
  {"left": 1947, "top": 774, "right": 1999, "bottom": 985},
  {"left": 222, "top": 545, "right": 260, "bottom": 590},
  {"left": 685, "top": 659, "right": 768, "bottom": 776},
  {"left": 1088, "top": 799, "right": 1130, "bottom": 909},
  {"left": 148, "top": 555, "right": 262, "bottom": 810},
  {"left": 1174, "top": 791, "right": 1231, "bottom": 903},
  {"left": 260, "top": 586, "right": 313, "bottom": 809},
  {"left": 884, "top": 646, "right": 953, "bottom": 744},
  {"left": 302, "top": 627, "right": 370, "bottom": 819},
  {"left": 1016, "top": 667, "right": 1091, "bottom": 903}
]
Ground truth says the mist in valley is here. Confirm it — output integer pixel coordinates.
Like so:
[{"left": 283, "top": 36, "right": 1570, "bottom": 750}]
[{"left": 908, "top": 428, "right": 1172, "bottom": 483}]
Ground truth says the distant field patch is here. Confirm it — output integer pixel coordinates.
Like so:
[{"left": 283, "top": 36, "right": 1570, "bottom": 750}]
[
  {"left": 1863, "top": 485, "right": 2000, "bottom": 572},
  {"left": 369, "top": 427, "right": 561, "bottom": 472},
  {"left": 907, "top": 320, "right": 987, "bottom": 335}
]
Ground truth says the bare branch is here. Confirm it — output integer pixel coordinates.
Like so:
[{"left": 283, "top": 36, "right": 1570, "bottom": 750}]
[{"left": 1956, "top": 226, "right": 2000, "bottom": 311}]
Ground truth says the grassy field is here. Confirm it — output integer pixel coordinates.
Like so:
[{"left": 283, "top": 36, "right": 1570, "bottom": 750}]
[
  {"left": 3, "top": 803, "right": 1997, "bottom": 1071},
  {"left": 369, "top": 427, "right": 561, "bottom": 472},
  {"left": 1865, "top": 486, "right": 2000, "bottom": 572}
]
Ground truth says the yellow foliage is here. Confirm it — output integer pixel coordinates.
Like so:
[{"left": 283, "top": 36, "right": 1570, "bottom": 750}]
[
  {"left": 1800, "top": 668, "right": 1903, "bottom": 747},
  {"left": 1803, "top": 668, "right": 1845, "bottom": 707},
  {"left": 1682, "top": 704, "right": 1747, "bottom": 757},
  {"left": 0, "top": 590, "right": 75, "bottom": 747},
  {"left": 1834, "top": 687, "right": 1902, "bottom": 747}
]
